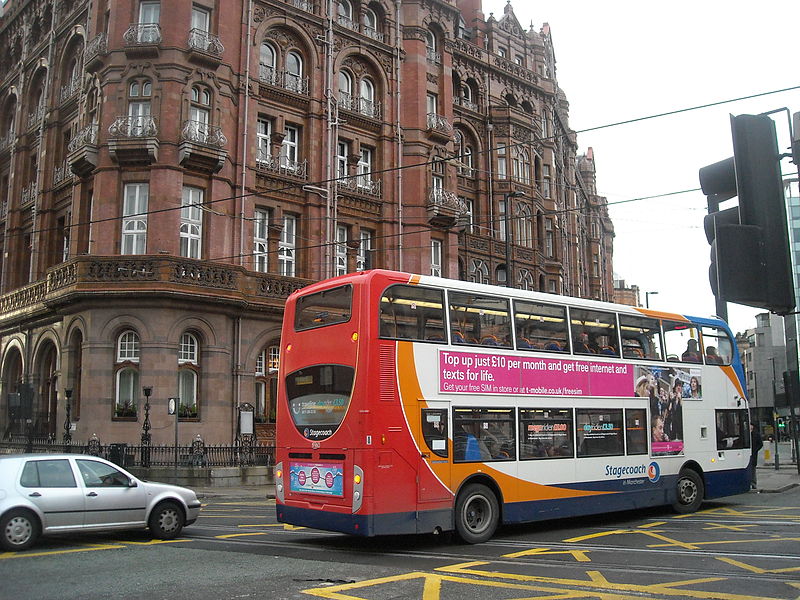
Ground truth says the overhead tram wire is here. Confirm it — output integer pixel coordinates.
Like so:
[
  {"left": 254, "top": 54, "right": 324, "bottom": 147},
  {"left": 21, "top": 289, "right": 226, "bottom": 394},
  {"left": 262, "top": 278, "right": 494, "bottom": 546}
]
[{"left": 17, "top": 84, "right": 800, "bottom": 243}]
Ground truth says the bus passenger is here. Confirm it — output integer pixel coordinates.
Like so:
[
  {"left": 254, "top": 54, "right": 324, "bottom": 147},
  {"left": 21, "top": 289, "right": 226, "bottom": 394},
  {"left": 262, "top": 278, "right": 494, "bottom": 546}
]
[{"left": 682, "top": 339, "right": 701, "bottom": 362}]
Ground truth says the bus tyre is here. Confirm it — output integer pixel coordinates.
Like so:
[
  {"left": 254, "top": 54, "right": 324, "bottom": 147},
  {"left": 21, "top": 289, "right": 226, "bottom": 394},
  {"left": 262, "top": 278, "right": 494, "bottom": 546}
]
[
  {"left": 672, "top": 469, "right": 704, "bottom": 514},
  {"left": 455, "top": 484, "right": 499, "bottom": 544}
]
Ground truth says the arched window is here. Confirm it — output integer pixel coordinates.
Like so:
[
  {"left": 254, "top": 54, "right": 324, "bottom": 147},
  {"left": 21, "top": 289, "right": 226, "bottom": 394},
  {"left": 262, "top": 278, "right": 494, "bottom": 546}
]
[
  {"left": 517, "top": 269, "right": 534, "bottom": 291},
  {"left": 286, "top": 51, "right": 303, "bottom": 93},
  {"left": 259, "top": 42, "right": 276, "bottom": 83},
  {"left": 513, "top": 148, "right": 531, "bottom": 184},
  {"left": 178, "top": 332, "right": 198, "bottom": 364},
  {"left": 338, "top": 70, "right": 352, "bottom": 101},
  {"left": 115, "top": 329, "right": 140, "bottom": 419},
  {"left": 178, "top": 333, "right": 199, "bottom": 419},
  {"left": 188, "top": 85, "right": 211, "bottom": 143},
  {"left": 337, "top": 0, "right": 352, "bottom": 22},
  {"left": 359, "top": 77, "right": 375, "bottom": 116},
  {"left": 515, "top": 203, "right": 533, "bottom": 248},
  {"left": 425, "top": 30, "right": 439, "bottom": 63},
  {"left": 127, "top": 79, "right": 152, "bottom": 137},
  {"left": 117, "top": 330, "right": 140, "bottom": 362},
  {"left": 115, "top": 367, "right": 139, "bottom": 418},
  {"left": 363, "top": 7, "right": 378, "bottom": 33},
  {"left": 469, "top": 259, "right": 489, "bottom": 284}
]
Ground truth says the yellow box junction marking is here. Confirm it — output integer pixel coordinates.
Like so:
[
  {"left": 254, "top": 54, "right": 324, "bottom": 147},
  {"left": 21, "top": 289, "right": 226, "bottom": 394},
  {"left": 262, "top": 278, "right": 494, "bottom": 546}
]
[
  {"left": 0, "top": 538, "right": 189, "bottom": 559},
  {"left": 436, "top": 561, "right": 784, "bottom": 600},
  {"left": 716, "top": 557, "right": 800, "bottom": 575},
  {"left": 503, "top": 547, "right": 592, "bottom": 562}
]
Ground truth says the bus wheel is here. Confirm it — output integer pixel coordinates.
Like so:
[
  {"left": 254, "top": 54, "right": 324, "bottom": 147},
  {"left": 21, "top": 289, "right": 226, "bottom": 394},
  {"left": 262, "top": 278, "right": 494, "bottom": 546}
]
[
  {"left": 672, "top": 469, "right": 704, "bottom": 514},
  {"left": 455, "top": 483, "right": 499, "bottom": 544}
]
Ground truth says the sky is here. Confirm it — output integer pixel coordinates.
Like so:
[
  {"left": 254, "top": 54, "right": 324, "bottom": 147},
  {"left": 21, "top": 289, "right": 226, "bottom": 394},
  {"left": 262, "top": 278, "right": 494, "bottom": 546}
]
[{"left": 483, "top": 0, "right": 800, "bottom": 335}]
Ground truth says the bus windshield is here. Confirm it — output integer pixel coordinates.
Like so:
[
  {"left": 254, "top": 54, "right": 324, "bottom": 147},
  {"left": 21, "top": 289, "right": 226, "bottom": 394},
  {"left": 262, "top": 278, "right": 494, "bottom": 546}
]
[
  {"left": 294, "top": 285, "right": 352, "bottom": 331},
  {"left": 285, "top": 365, "right": 355, "bottom": 440}
]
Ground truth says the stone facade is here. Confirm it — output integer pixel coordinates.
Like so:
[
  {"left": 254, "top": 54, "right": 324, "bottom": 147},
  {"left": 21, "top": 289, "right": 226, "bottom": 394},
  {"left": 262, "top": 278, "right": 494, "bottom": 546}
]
[{"left": 0, "top": 0, "right": 614, "bottom": 444}]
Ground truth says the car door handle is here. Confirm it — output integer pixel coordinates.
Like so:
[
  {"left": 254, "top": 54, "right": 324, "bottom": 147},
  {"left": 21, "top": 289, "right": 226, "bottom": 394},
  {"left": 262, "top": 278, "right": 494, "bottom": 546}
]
[
  {"left": 29, "top": 492, "right": 41, "bottom": 497},
  {"left": 87, "top": 492, "right": 98, "bottom": 497}
]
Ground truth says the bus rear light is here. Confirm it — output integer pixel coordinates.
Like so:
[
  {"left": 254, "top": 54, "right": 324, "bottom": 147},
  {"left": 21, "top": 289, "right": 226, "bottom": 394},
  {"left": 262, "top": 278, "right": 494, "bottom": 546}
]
[
  {"left": 352, "top": 465, "right": 364, "bottom": 513},
  {"left": 275, "top": 462, "right": 285, "bottom": 503},
  {"left": 286, "top": 344, "right": 292, "bottom": 353},
  {"left": 381, "top": 434, "right": 386, "bottom": 445}
]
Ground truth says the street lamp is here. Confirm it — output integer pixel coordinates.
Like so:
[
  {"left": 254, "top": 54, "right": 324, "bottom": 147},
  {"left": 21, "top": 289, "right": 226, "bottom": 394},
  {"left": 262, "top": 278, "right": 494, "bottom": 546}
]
[
  {"left": 504, "top": 190, "right": 525, "bottom": 288},
  {"left": 645, "top": 290, "right": 659, "bottom": 309},
  {"left": 62, "top": 388, "right": 73, "bottom": 449},
  {"left": 141, "top": 386, "right": 153, "bottom": 467}
]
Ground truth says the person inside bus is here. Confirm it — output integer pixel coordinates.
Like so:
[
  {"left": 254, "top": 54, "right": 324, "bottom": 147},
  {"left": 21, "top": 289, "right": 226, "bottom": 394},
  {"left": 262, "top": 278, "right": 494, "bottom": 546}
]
[
  {"left": 573, "top": 331, "right": 592, "bottom": 354},
  {"left": 681, "top": 339, "right": 701, "bottom": 362},
  {"left": 705, "top": 346, "right": 723, "bottom": 364},
  {"left": 456, "top": 422, "right": 491, "bottom": 461}
]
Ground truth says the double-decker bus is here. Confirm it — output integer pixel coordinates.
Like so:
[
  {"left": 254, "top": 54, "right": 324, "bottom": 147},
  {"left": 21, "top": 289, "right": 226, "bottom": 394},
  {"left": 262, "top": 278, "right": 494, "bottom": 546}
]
[{"left": 275, "top": 270, "right": 751, "bottom": 542}]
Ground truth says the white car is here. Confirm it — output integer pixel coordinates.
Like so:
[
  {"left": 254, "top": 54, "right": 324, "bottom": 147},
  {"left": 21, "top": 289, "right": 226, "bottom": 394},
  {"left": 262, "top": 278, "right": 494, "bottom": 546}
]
[{"left": 0, "top": 453, "right": 201, "bottom": 551}]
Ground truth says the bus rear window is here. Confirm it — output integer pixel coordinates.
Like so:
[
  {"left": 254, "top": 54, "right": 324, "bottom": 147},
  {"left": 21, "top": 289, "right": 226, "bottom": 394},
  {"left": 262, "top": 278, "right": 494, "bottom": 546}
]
[
  {"left": 285, "top": 365, "right": 354, "bottom": 440},
  {"left": 294, "top": 285, "right": 352, "bottom": 331}
]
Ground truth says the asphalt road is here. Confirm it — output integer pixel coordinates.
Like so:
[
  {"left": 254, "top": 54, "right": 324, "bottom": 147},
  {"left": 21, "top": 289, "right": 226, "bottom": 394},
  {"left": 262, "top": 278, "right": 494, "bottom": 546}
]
[{"left": 2, "top": 487, "right": 798, "bottom": 600}]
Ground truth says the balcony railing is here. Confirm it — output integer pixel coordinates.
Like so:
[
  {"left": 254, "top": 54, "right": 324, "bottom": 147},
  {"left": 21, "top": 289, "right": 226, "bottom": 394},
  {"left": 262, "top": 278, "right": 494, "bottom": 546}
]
[
  {"left": 426, "top": 47, "right": 441, "bottom": 64},
  {"left": 337, "top": 93, "right": 381, "bottom": 119},
  {"left": 53, "top": 160, "right": 73, "bottom": 186},
  {"left": 60, "top": 74, "right": 81, "bottom": 104},
  {"left": 181, "top": 120, "right": 227, "bottom": 147},
  {"left": 84, "top": 33, "right": 108, "bottom": 65},
  {"left": 336, "top": 175, "right": 381, "bottom": 197},
  {"left": 187, "top": 28, "right": 224, "bottom": 56},
  {"left": 287, "top": 0, "right": 315, "bottom": 12},
  {"left": 337, "top": 15, "right": 359, "bottom": 31},
  {"left": 258, "top": 66, "right": 309, "bottom": 96},
  {"left": 363, "top": 26, "right": 384, "bottom": 43},
  {"left": 455, "top": 96, "right": 480, "bottom": 112},
  {"left": 426, "top": 112, "right": 452, "bottom": 136},
  {"left": 108, "top": 115, "right": 158, "bottom": 138},
  {"left": 428, "top": 188, "right": 466, "bottom": 213},
  {"left": 123, "top": 23, "right": 162, "bottom": 46},
  {"left": 0, "top": 131, "right": 14, "bottom": 153},
  {"left": 21, "top": 182, "right": 38, "bottom": 206},
  {"left": 255, "top": 150, "right": 308, "bottom": 179},
  {"left": 27, "top": 105, "right": 45, "bottom": 130},
  {"left": 0, "top": 256, "right": 312, "bottom": 319},
  {"left": 68, "top": 123, "right": 99, "bottom": 152}
]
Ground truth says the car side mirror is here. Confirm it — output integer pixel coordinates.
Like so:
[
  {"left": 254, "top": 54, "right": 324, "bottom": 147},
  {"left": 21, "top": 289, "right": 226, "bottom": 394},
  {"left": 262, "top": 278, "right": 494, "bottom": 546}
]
[{"left": 128, "top": 478, "right": 138, "bottom": 488}]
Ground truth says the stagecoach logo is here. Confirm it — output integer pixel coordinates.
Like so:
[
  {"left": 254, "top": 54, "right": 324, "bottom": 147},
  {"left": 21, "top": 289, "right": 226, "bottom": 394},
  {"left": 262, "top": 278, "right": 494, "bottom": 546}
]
[
  {"left": 604, "top": 461, "right": 660, "bottom": 483},
  {"left": 303, "top": 427, "right": 334, "bottom": 440}
]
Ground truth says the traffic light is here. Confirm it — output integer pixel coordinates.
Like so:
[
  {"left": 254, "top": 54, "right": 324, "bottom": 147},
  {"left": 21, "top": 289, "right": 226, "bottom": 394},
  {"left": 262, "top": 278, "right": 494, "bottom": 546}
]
[{"left": 699, "top": 114, "right": 795, "bottom": 315}]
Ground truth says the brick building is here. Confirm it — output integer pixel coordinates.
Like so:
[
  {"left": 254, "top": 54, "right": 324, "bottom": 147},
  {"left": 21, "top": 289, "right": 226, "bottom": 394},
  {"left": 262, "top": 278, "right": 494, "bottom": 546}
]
[{"left": 0, "top": 0, "right": 614, "bottom": 445}]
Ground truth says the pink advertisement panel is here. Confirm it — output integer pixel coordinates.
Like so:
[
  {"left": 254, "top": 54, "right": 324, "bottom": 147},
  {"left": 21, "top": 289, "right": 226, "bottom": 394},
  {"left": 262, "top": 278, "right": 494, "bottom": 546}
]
[{"left": 439, "top": 350, "right": 633, "bottom": 397}]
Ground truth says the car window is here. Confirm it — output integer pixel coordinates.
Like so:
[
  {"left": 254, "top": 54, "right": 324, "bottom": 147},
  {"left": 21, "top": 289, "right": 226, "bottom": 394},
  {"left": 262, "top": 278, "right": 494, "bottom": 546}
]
[
  {"left": 20, "top": 459, "right": 77, "bottom": 488},
  {"left": 76, "top": 459, "right": 130, "bottom": 487}
]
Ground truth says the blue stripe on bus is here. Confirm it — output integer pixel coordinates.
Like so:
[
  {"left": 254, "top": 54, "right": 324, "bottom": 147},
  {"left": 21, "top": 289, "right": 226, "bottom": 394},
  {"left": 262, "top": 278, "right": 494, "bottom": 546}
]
[{"left": 277, "top": 468, "right": 750, "bottom": 536}]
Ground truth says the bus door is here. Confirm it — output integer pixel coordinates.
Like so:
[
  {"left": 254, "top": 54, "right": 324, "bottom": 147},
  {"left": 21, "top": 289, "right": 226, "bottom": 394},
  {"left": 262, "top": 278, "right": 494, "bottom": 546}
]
[{"left": 418, "top": 404, "right": 451, "bottom": 502}]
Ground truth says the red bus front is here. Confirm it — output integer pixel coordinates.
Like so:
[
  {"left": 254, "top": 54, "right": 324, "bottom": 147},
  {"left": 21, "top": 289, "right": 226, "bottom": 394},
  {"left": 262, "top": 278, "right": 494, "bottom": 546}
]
[{"left": 275, "top": 271, "right": 452, "bottom": 536}]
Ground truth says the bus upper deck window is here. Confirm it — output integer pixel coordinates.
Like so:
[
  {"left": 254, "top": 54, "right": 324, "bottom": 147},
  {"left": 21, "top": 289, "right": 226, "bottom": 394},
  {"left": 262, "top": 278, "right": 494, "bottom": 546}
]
[
  {"left": 701, "top": 326, "right": 733, "bottom": 366},
  {"left": 448, "top": 292, "right": 511, "bottom": 348},
  {"left": 619, "top": 314, "right": 663, "bottom": 361},
  {"left": 379, "top": 285, "right": 445, "bottom": 342},
  {"left": 513, "top": 300, "right": 569, "bottom": 353},
  {"left": 295, "top": 285, "right": 353, "bottom": 331}
]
